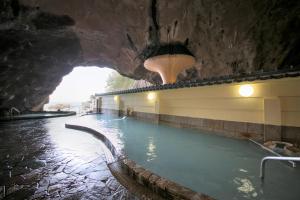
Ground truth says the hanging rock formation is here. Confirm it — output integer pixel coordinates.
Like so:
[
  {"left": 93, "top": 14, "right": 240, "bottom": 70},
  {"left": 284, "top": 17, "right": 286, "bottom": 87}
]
[{"left": 0, "top": 0, "right": 299, "bottom": 112}]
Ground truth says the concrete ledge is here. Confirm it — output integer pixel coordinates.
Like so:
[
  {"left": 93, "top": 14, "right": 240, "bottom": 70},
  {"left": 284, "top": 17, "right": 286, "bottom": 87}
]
[
  {"left": 65, "top": 124, "right": 119, "bottom": 162},
  {"left": 101, "top": 108, "right": 121, "bottom": 116},
  {"left": 0, "top": 111, "right": 76, "bottom": 121},
  {"left": 131, "top": 111, "right": 159, "bottom": 123},
  {"left": 65, "top": 122, "right": 215, "bottom": 200},
  {"left": 108, "top": 161, "right": 165, "bottom": 200},
  {"left": 159, "top": 114, "right": 264, "bottom": 141},
  {"left": 120, "top": 158, "right": 214, "bottom": 200}
]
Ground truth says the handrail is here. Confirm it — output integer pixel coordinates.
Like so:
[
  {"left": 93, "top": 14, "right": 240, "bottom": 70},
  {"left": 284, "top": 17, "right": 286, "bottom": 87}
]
[
  {"left": 9, "top": 107, "right": 20, "bottom": 116},
  {"left": 260, "top": 156, "right": 300, "bottom": 179},
  {"left": 249, "top": 139, "right": 296, "bottom": 167}
]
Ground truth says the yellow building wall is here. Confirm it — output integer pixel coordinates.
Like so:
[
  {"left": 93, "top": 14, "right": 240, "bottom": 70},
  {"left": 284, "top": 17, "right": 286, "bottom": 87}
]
[
  {"left": 102, "top": 95, "right": 119, "bottom": 110},
  {"left": 101, "top": 77, "right": 300, "bottom": 127},
  {"left": 158, "top": 90, "right": 264, "bottom": 124},
  {"left": 101, "top": 92, "right": 158, "bottom": 114},
  {"left": 119, "top": 93, "right": 158, "bottom": 114}
]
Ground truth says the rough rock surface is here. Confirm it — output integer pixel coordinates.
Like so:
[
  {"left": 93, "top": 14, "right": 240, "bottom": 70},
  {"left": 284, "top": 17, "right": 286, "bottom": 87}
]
[
  {"left": 0, "top": 0, "right": 299, "bottom": 111},
  {"left": 0, "top": 117, "right": 138, "bottom": 199}
]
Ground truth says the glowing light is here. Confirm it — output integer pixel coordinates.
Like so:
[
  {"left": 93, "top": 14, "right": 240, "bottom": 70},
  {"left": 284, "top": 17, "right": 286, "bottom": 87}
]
[
  {"left": 146, "top": 137, "right": 157, "bottom": 162},
  {"left": 114, "top": 95, "right": 119, "bottom": 101},
  {"left": 239, "top": 85, "right": 254, "bottom": 97},
  {"left": 147, "top": 92, "right": 156, "bottom": 100}
]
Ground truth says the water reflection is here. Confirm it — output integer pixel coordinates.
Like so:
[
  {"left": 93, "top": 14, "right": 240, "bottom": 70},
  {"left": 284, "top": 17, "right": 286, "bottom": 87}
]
[
  {"left": 46, "top": 120, "right": 103, "bottom": 158},
  {"left": 239, "top": 168, "right": 248, "bottom": 173},
  {"left": 234, "top": 177, "right": 258, "bottom": 198},
  {"left": 146, "top": 137, "right": 157, "bottom": 162}
]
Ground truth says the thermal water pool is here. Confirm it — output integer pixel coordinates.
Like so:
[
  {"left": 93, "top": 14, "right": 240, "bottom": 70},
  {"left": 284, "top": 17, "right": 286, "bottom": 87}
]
[{"left": 84, "top": 114, "right": 300, "bottom": 200}]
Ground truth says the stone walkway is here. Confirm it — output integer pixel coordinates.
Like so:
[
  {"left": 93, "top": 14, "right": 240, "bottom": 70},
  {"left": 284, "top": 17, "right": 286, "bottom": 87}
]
[{"left": 0, "top": 117, "right": 138, "bottom": 200}]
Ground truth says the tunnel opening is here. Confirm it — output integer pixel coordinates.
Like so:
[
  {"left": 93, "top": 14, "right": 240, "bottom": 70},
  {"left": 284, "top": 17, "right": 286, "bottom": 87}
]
[
  {"left": 42, "top": 66, "right": 150, "bottom": 114},
  {"left": 43, "top": 66, "right": 115, "bottom": 113}
]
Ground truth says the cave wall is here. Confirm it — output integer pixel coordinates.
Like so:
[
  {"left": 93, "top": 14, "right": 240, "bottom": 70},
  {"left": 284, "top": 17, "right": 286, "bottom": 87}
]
[{"left": 0, "top": 0, "right": 299, "bottom": 112}]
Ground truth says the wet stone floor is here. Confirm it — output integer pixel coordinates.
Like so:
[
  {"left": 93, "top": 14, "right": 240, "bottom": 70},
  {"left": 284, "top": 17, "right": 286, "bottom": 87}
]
[{"left": 0, "top": 117, "right": 137, "bottom": 200}]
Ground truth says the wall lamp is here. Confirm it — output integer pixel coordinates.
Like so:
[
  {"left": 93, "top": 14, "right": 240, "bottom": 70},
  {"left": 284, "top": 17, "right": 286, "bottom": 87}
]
[
  {"left": 114, "top": 95, "right": 119, "bottom": 101},
  {"left": 239, "top": 85, "right": 254, "bottom": 97},
  {"left": 147, "top": 92, "right": 156, "bottom": 101}
]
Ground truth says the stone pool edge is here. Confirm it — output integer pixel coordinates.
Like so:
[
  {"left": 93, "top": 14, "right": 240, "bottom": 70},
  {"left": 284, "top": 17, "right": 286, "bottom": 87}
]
[
  {"left": 65, "top": 123, "right": 215, "bottom": 200},
  {"left": 0, "top": 111, "right": 77, "bottom": 121}
]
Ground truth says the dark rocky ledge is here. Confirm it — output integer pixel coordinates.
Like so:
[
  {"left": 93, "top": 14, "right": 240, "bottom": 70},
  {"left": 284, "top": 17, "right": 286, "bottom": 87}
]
[{"left": 65, "top": 123, "right": 215, "bottom": 200}]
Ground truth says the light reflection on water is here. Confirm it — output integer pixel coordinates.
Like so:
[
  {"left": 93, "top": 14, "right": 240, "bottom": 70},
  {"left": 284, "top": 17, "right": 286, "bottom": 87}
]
[
  {"left": 146, "top": 137, "right": 157, "bottom": 162},
  {"left": 234, "top": 177, "right": 257, "bottom": 198},
  {"left": 45, "top": 117, "right": 105, "bottom": 160}
]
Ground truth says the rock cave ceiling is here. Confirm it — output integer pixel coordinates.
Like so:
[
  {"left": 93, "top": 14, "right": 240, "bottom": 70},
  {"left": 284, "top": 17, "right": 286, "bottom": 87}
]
[{"left": 0, "top": 0, "right": 299, "bottom": 111}]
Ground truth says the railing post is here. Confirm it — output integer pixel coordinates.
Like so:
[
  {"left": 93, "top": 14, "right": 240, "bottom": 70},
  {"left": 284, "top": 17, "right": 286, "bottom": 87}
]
[
  {"left": 260, "top": 156, "right": 299, "bottom": 180},
  {"left": 260, "top": 158, "right": 267, "bottom": 179}
]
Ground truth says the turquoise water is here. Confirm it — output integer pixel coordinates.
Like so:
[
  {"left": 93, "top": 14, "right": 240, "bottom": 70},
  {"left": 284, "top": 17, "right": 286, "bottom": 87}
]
[
  {"left": 92, "top": 114, "right": 300, "bottom": 200},
  {"left": 16, "top": 113, "right": 64, "bottom": 117}
]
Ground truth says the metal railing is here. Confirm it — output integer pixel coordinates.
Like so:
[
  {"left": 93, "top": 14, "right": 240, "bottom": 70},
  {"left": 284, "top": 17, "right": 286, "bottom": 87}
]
[
  {"left": 249, "top": 139, "right": 297, "bottom": 167},
  {"left": 9, "top": 107, "right": 20, "bottom": 116},
  {"left": 260, "top": 156, "right": 300, "bottom": 179}
]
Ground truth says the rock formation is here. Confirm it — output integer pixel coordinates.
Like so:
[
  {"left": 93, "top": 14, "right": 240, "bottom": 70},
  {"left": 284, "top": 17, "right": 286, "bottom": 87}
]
[{"left": 0, "top": 0, "right": 299, "bottom": 112}]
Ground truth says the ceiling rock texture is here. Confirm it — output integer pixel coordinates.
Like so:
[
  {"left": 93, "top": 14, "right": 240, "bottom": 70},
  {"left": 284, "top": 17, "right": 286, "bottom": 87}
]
[{"left": 0, "top": 0, "right": 299, "bottom": 112}]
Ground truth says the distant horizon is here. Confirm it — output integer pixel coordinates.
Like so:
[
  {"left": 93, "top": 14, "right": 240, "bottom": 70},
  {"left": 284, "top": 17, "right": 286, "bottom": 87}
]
[{"left": 46, "top": 66, "right": 114, "bottom": 104}]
